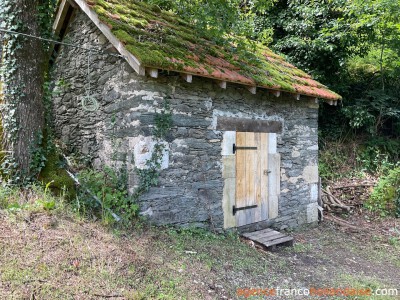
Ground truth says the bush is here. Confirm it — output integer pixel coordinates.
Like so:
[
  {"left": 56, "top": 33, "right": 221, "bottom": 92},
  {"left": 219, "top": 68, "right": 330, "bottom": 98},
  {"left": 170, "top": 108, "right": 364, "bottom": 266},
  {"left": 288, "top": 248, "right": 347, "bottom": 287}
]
[
  {"left": 76, "top": 166, "right": 139, "bottom": 225},
  {"left": 366, "top": 165, "right": 400, "bottom": 217}
]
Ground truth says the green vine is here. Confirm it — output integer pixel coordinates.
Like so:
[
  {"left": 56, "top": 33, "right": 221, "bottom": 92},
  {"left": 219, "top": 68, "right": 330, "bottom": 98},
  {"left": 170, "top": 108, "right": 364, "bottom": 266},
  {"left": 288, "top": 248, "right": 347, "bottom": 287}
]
[
  {"left": 74, "top": 98, "right": 172, "bottom": 225},
  {"left": 0, "top": 0, "right": 57, "bottom": 183},
  {"left": 133, "top": 98, "right": 172, "bottom": 198},
  {"left": 0, "top": 1, "right": 23, "bottom": 143},
  {"left": 0, "top": 1, "right": 25, "bottom": 182}
]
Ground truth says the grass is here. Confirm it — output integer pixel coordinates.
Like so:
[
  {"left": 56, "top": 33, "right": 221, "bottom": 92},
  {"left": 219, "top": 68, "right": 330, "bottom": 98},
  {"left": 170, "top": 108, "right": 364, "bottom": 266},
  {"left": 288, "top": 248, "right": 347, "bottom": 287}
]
[
  {"left": 0, "top": 185, "right": 399, "bottom": 299},
  {"left": 336, "top": 274, "right": 396, "bottom": 300}
]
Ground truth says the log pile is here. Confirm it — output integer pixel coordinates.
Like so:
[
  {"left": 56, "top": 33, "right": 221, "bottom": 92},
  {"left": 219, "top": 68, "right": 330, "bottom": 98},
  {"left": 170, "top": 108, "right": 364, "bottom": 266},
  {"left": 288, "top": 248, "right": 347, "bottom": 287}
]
[
  {"left": 320, "top": 177, "right": 378, "bottom": 230},
  {"left": 322, "top": 186, "right": 351, "bottom": 213},
  {"left": 321, "top": 177, "right": 377, "bottom": 214}
]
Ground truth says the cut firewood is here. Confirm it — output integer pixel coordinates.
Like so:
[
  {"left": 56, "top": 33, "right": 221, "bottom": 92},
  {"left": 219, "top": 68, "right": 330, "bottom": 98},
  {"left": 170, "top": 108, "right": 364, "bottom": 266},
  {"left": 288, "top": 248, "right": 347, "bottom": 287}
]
[
  {"left": 332, "top": 183, "right": 375, "bottom": 189},
  {"left": 325, "top": 214, "right": 361, "bottom": 231},
  {"left": 322, "top": 188, "right": 351, "bottom": 212}
]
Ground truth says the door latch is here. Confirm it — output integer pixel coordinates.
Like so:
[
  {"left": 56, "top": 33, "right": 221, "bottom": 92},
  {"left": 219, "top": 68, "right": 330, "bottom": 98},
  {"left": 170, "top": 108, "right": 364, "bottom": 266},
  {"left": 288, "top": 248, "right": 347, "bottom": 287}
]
[{"left": 263, "top": 170, "right": 271, "bottom": 175}]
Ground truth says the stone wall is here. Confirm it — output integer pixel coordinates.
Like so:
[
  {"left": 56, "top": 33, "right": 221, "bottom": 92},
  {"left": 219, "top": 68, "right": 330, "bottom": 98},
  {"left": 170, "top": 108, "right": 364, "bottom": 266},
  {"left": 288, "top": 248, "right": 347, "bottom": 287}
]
[{"left": 51, "top": 10, "right": 320, "bottom": 231}]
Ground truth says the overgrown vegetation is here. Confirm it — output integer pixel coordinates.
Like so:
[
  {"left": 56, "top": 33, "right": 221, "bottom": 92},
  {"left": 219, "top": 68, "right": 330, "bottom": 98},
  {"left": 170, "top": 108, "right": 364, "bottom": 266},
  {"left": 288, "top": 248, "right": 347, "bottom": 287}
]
[
  {"left": 89, "top": 0, "right": 340, "bottom": 99},
  {"left": 76, "top": 165, "right": 138, "bottom": 225},
  {"left": 0, "top": 181, "right": 62, "bottom": 212},
  {"left": 71, "top": 99, "right": 172, "bottom": 226},
  {"left": 261, "top": 0, "right": 400, "bottom": 217},
  {"left": 367, "top": 165, "right": 400, "bottom": 217}
]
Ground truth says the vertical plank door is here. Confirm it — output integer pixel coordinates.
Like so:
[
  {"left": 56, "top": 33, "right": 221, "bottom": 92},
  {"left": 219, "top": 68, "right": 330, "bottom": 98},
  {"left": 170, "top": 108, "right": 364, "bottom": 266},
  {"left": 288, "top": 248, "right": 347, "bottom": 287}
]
[{"left": 235, "top": 132, "right": 269, "bottom": 226}]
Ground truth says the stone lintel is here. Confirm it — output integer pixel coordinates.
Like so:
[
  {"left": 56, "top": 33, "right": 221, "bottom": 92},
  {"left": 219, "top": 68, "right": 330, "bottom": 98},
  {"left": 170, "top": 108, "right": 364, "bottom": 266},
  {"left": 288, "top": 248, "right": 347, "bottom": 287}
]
[{"left": 216, "top": 117, "right": 282, "bottom": 133}]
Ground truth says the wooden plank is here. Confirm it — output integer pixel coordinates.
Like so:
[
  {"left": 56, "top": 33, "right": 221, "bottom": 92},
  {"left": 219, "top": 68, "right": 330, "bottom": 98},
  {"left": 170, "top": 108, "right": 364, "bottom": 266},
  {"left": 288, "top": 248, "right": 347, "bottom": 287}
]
[
  {"left": 268, "top": 133, "right": 277, "bottom": 154},
  {"left": 243, "top": 229, "right": 274, "bottom": 239},
  {"left": 147, "top": 68, "right": 158, "bottom": 78},
  {"left": 247, "top": 86, "right": 256, "bottom": 94},
  {"left": 260, "top": 133, "right": 268, "bottom": 221},
  {"left": 244, "top": 132, "right": 256, "bottom": 225},
  {"left": 242, "top": 228, "right": 294, "bottom": 249},
  {"left": 67, "top": 0, "right": 78, "bottom": 8},
  {"left": 53, "top": 0, "right": 68, "bottom": 34},
  {"left": 248, "top": 229, "right": 282, "bottom": 240},
  {"left": 223, "top": 178, "right": 236, "bottom": 229},
  {"left": 222, "top": 155, "right": 235, "bottom": 179},
  {"left": 256, "top": 232, "right": 287, "bottom": 243},
  {"left": 221, "top": 131, "right": 236, "bottom": 155},
  {"left": 268, "top": 153, "right": 280, "bottom": 219},
  {"left": 263, "top": 236, "right": 294, "bottom": 247},
  {"left": 272, "top": 90, "right": 281, "bottom": 97},
  {"left": 254, "top": 132, "right": 262, "bottom": 223},
  {"left": 235, "top": 132, "right": 247, "bottom": 227},
  {"left": 217, "top": 81, "right": 227, "bottom": 89},
  {"left": 242, "top": 228, "right": 273, "bottom": 238},
  {"left": 216, "top": 117, "right": 282, "bottom": 133},
  {"left": 181, "top": 73, "right": 192, "bottom": 83},
  {"left": 73, "top": 0, "right": 146, "bottom": 75}
]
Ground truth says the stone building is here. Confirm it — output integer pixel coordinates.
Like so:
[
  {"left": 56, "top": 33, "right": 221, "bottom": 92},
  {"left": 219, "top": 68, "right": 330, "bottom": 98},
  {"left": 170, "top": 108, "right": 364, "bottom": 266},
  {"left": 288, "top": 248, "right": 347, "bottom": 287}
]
[{"left": 51, "top": 0, "right": 341, "bottom": 231}]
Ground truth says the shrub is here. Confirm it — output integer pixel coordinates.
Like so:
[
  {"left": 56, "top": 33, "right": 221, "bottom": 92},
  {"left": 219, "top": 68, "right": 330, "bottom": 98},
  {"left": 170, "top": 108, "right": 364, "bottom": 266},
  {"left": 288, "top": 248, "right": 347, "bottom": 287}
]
[
  {"left": 76, "top": 166, "right": 139, "bottom": 225},
  {"left": 366, "top": 165, "right": 400, "bottom": 217}
]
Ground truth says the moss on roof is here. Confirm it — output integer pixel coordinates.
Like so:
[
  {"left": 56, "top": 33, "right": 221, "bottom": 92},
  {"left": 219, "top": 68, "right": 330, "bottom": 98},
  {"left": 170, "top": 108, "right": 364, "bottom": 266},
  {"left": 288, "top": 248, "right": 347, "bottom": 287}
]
[{"left": 86, "top": 0, "right": 341, "bottom": 100}]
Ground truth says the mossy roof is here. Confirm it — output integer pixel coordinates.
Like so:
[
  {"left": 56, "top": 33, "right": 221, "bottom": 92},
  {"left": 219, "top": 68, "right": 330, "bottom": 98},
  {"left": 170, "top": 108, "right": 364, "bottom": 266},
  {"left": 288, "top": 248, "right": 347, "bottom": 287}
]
[{"left": 85, "top": 0, "right": 341, "bottom": 101}]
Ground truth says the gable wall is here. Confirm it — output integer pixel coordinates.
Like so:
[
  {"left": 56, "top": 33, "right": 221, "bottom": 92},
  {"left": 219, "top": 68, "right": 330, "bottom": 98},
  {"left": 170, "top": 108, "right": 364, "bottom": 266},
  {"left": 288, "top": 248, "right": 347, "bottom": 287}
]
[{"left": 51, "top": 10, "right": 320, "bottom": 231}]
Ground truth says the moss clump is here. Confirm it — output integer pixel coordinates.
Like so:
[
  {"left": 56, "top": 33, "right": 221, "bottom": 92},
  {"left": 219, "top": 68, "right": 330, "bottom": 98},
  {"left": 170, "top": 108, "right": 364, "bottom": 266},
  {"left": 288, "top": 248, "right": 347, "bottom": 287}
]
[
  {"left": 114, "top": 30, "right": 137, "bottom": 44},
  {"left": 39, "top": 150, "right": 76, "bottom": 201},
  {"left": 91, "top": 0, "right": 340, "bottom": 100}
]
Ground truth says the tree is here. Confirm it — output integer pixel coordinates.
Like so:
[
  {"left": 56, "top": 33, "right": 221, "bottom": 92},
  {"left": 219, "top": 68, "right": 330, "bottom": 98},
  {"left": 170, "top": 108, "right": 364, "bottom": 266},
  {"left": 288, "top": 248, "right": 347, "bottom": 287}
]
[
  {"left": 145, "top": 0, "right": 275, "bottom": 45},
  {"left": 257, "top": 0, "right": 399, "bottom": 138},
  {"left": 258, "top": 0, "right": 372, "bottom": 84},
  {"left": 341, "top": 0, "right": 400, "bottom": 136},
  {"left": 0, "top": 0, "right": 55, "bottom": 180}
]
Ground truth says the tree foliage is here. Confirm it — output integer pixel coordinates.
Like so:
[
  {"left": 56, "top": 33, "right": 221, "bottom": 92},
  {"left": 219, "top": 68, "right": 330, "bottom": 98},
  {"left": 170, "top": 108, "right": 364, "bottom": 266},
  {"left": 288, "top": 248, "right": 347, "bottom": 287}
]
[
  {"left": 145, "top": 0, "right": 276, "bottom": 45},
  {"left": 256, "top": 0, "right": 399, "bottom": 138}
]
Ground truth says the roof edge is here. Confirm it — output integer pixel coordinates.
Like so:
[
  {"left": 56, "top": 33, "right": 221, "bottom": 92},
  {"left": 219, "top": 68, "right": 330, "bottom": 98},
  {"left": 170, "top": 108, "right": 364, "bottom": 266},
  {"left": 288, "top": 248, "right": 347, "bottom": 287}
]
[
  {"left": 72, "top": 0, "right": 145, "bottom": 75},
  {"left": 55, "top": 0, "right": 341, "bottom": 104}
]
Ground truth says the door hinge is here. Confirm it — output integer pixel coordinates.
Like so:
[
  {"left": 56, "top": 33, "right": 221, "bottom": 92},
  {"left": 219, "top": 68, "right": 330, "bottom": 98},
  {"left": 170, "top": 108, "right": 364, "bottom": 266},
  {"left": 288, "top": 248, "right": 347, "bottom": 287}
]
[
  {"left": 233, "top": 204, "right": 258, "bottom": 215},
  {"left": 233, "top": 144, "right": 257, "bottom": 154}
]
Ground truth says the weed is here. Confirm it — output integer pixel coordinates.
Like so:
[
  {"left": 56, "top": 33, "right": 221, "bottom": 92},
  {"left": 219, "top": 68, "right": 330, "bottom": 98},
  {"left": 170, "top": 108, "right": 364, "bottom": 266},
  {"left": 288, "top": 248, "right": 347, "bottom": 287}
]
[
  {"left": 0, "top": 184, "right": 19, "bottom": 209},
  {"left": 336, "top": 274, "right": 395, "bottom": 300},
  {"left": 388, "top": 237, "right": 399, "bottom": 246},
  {"left": 366, "top": 165, "right": 400, "bottom": 216},
  {"left": 292, "top": 242, "right": 313, "bottom": 253},
  {"left": 76, "top": 166, "right": 139, "bottom": 225}
]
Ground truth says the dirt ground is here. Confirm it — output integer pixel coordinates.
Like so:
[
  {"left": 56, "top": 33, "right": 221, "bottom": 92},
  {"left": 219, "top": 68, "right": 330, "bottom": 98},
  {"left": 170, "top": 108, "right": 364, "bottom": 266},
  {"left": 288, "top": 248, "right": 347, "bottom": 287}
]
[{"left": 0, "top": 207, "right": 399, "bottom": 300}]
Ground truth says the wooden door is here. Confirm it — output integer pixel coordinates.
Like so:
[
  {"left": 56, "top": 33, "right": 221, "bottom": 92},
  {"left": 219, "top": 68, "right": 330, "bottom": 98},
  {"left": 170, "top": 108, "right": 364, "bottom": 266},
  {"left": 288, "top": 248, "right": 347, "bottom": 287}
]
[{"left": 235, "top": 132, "right": 269, "bottom": 226}]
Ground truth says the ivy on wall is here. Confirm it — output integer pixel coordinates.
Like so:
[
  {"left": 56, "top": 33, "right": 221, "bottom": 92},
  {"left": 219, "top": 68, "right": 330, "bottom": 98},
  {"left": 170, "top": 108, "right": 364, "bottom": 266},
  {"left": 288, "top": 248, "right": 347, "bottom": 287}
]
[
  {"left": 0, "top": 0, "right": 57, "bottom": 183},
  {"left": 75, "top": 97, "right": 173, "bottom": 225},
  {"left": 134, "top": 98, "right": 172, "bottom": 198}
]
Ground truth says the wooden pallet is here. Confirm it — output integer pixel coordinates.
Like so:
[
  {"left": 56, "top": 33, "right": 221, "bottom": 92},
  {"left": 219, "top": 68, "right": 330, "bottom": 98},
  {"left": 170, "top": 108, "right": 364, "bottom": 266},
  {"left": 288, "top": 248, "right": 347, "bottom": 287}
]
[{"left": 241, "top": 228, "right": 294, "bottom": 250}]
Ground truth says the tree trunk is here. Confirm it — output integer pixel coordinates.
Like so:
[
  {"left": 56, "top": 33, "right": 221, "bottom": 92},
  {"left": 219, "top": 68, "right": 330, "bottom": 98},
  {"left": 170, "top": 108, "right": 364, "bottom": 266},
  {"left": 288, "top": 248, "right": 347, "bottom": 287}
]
[{"left": 0, "top": 0, "right": 46, "bottom": 177}]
